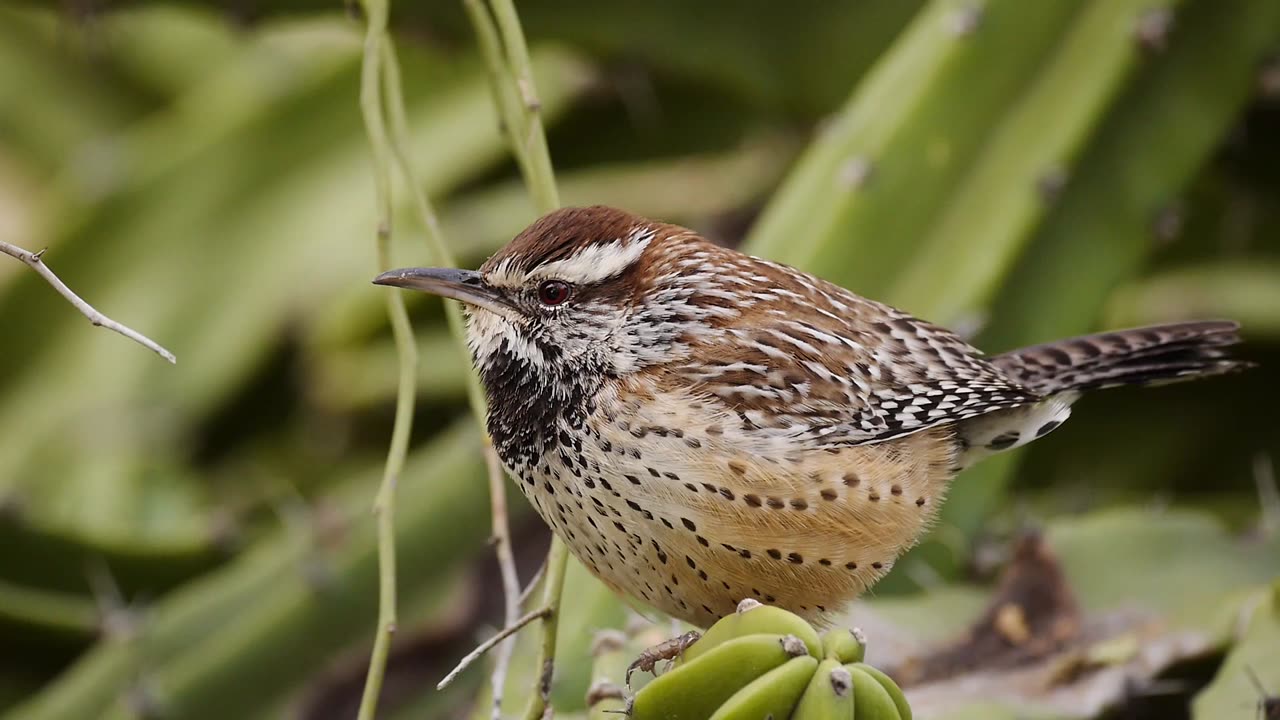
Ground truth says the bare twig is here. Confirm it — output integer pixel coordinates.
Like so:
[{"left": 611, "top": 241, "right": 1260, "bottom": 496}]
[
  {"left": 353, "top": 0, "right": 419, "bottom": 717},
  {"left": 518, "top": 554, "right": 548, "bottom": 606},
  {"left": 0, "top": 240, "right": 176, "bottom": 363},
  {"left": 436, "top": 606, "right": 552, "bottom": 691},
  {"left": 482, "top": 438, "right": 523, "bottom": 719}
]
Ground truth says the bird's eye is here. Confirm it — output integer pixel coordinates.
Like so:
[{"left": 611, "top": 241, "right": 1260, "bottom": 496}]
[{"left": 536, "top": 280, "right": 572, "bottom": 306}]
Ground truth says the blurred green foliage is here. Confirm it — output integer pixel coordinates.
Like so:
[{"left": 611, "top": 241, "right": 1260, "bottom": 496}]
[{"left": 0, "top": 1, "right": 1277, "bottom": 718}]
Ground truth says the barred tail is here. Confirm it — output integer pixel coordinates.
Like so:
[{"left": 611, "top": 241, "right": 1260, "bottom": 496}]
[{"left": 990, "top": 320, "right": 1250, "bottom": 397}]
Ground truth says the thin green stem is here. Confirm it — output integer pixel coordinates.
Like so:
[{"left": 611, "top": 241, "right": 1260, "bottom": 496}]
[
  {"left": 378, "top": 38, "right": 489, "bottom": 422},
  {"left": 377, "top": 39, "right": 452, "bottom": 269},
  {"left": 379, "top": 39, "right": 524, "bottom": 718},
  {"left": 355, "top": 0, "right": 415, "bottom": 718},
  {"left": 488, "top": 0, "right": 560, "bottom": 214},
  {"left": 521, "top": 537, "right": 569, "bottom": 720},
  {"left": 460, "top": 1, "right": 569, "bottom": 715},
  {"left": 461, "top": 0, "right": 536, "bottom": 189}
]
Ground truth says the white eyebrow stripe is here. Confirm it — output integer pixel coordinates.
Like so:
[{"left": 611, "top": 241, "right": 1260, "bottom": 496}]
[
  {"left": 485, "top": 258, "right": 523, "bottom": 288},
  {"left": 528, "top": 237, "right": 651, "bottom": 284}
]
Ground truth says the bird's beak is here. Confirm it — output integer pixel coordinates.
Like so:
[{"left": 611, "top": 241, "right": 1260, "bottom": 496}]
[{"left": 373, "top": 267, "right": 516, "bottom": 320}]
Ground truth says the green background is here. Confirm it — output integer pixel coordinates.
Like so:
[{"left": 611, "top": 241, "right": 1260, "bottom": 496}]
[{"left": 0, "top": 2, "right": 1277, "bottom": 718}]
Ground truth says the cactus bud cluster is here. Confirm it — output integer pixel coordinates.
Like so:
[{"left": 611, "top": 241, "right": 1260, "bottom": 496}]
[{"left": 628, "top": 602, "right": 911, "bottom": 720}]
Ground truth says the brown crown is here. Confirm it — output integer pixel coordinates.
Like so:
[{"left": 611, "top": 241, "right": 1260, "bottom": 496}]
[{"left": 481, "top": 205, "right": 647, "bottom": 276}]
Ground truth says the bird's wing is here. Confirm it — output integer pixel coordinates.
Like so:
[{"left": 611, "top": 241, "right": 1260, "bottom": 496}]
[{"left": 670, "top": 257, "right": 1038, "bottom": 447}]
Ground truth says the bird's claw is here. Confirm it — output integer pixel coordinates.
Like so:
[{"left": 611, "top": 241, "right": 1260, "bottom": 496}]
[{"left": 625, "top": 630, "right": 701, "bottom": 687}]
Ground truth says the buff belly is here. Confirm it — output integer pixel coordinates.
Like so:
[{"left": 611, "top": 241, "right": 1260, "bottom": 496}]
[{"left": 511, "top": 391, "right": 959, "bottom": 629}]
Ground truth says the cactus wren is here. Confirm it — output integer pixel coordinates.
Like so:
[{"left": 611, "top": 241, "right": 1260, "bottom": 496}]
[{"left": 375, "top": 205, "right": 1246, "bottom": 629}]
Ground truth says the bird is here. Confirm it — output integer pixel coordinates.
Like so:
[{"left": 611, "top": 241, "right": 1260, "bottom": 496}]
[{"left": 374, "top": 205, "right": 1248, "bottom": 630}]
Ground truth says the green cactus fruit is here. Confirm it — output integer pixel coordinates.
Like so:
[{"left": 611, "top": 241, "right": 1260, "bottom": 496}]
[
  {"left": 848, "top": 663, "right": 912, "bottom": 720},
  {"left": 845, "top": 663, "right": 908, "bottom": 720},
  {"left": 680, "top": 599, "right": 822, "bottom": 665},
  {"left": 792, "top": 659, "right": 855, "bottom": 720},
  {"left": 707, "top": 655, "right": 819, "bottom": 720},
  {"left": 820, "top": 627, "right": 867, "bottom": 663}
]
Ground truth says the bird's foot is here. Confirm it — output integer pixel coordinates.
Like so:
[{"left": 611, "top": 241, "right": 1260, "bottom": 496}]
[{"left": 625, "top": 630, "right": 701, "bottom": 686}]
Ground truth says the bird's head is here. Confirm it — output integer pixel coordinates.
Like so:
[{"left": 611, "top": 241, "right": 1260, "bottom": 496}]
[{"left": 374, "top": 206, "right": 720, "bottom": 385}]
